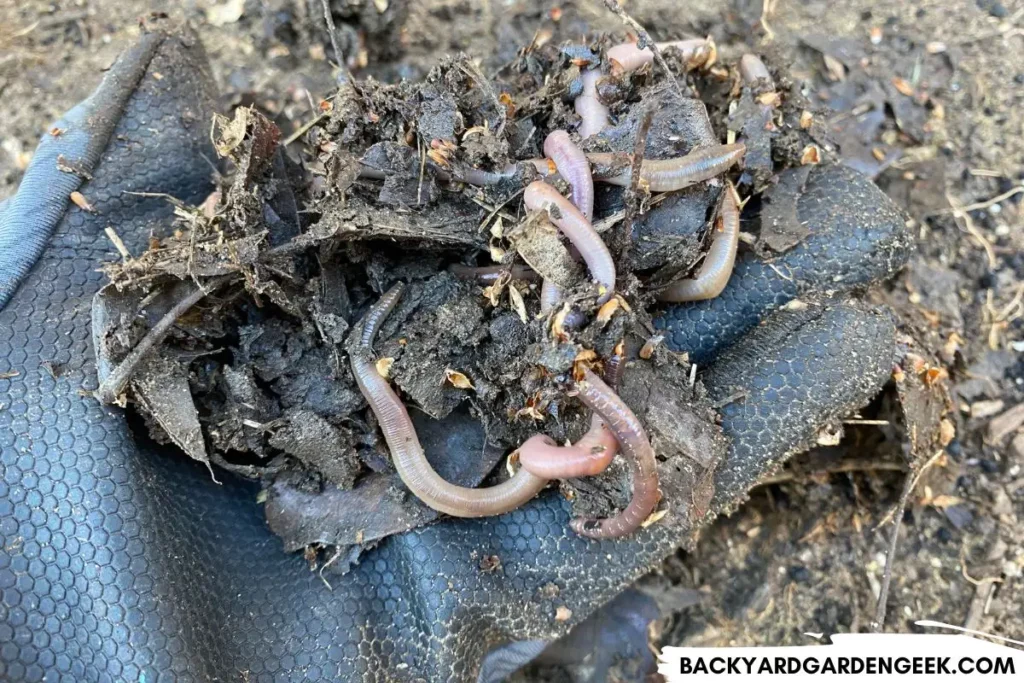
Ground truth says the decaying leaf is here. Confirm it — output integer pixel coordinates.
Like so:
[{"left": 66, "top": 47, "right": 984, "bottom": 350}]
[
  {"left": 215, "top": 107, "right": 250, "bottom": 157},
  {"left": 801, "top": 144, "right": 821, "bottom": 165},
  {"left": 508, "top": 283, "right": 528, "bottom": 323},
  {"left": 70, "top": 191, "right": 95, "bottom": 212},
  {"left": 445, "top": 368, "right": 475, "bottom": 389},
  {"left": 641, "top": 507, "right": 669, "bottom": 528},
  {"left": 596, "top": 297, "right": 620, "bottom": 326},
  {"left": 891, "top": 77, "right": 915, "bottom": 97}
]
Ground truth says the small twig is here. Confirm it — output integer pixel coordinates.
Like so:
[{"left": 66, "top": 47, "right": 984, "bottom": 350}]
[
  {"left": 872, "top": 449, "right": 945, "bottom": 632},
  {"left": 104, "top": 227, "right": 132, "bottom": 260},
  {"left": 601, "top": 0, "right": 686, "bottom": 103},
  {"left": 283, "top": 111, "right": 328, "bottom": 146},
  {"left": 759, "top": 461, "right": 906, "bottom": 486},
  {"left": 95, "top": 275, "right": 234, "bottom": 405},
  {"left": 478, "top": 188, "right": 525, "bottom": 233}
]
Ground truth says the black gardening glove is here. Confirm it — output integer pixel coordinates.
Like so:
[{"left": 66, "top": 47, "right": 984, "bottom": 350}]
[{"left": 0, "top": 25, "right": 910, "bottom": 683}]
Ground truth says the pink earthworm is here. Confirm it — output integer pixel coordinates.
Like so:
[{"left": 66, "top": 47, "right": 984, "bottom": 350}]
[
  {"left": 544, "top": 130, "right": 594, "bottom": 221},
  {"left": 657, "top": 184, "right": 740, "bottom": 302},
  {"left": 518, "top": 340, "right": 628, "bottom": 480},
  {"left": 523, "top": 181, "right": 615, "bottom": 306},
  {"left": 588, "top": 143, "right": 746, "bottom": 192},
  {"left": 568, "top": 368, "right": 660, "bottom": 539},
  {"left": 576, "top": 38, "right": 712, "bottom": 137},
  {"left": 517, "top": 413, "right": 619, "bottom": 480},
  {"left": 739, "top": 53, "right": 774, "bottom": 89},
  {"left": 350, "top": 283, "right": 548, "bottom": 517}
]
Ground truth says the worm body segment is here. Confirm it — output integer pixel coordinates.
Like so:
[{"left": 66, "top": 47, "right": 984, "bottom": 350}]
[
  {"left": 569, "top": 368, "right": 660, "bottom": 539},
  {"left": 589, "top": 143, "right": 745, "bottom": 192},
  {"left": 523, "top": 182, "right": 615, "bottom": 304},
  {"left": 518, "top": 414, "right": 619, "bottom": 479},
  {"left": 351, "top": 284, "right": 548, "bottom": 517},
  {"left": 543, "top": 130, "right": 594, "bottom": 221},
  {"left": 657, "top": 184, "right": 740, "bottom": 302}
]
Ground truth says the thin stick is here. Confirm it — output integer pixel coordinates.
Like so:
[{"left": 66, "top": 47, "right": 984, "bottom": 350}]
[
  {"left": 872, "top": 449, "right": 945, "bottom": 632},
  {"left": 601, "top": 0, "right": 686, "bottom": 103},
  {"left": 104, "top": 227, "right": 132, "bottom": 260},
  {"left": 283, "top": 111, "right": 328, "bottom": 146},
  {"left": 95, "top": 275, "right": 234, "bottom": 404}
]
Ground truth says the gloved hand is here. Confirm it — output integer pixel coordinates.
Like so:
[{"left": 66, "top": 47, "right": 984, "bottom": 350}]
[{"left": 0, "top": 23, "right": 911, "bottom": 683}]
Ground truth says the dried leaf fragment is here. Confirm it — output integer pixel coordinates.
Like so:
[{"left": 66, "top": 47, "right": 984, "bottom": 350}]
[
  {"left": 801, "top": 145, "right": 821, "bottom": 165},
  {"left": 375, "top": 357, "right": 395, "bottom": 378},
  {"left": 892, "top": 77, "right": 915, "bottom": 97},
  {"left": 508, "top": 283, "right": 528, "bottom": 323},
  {"left": 445, "top": 368, "right": 475, "bottom": 390},
  {"left": 69, "top": 191, "right": 95, "bottom": 213}
]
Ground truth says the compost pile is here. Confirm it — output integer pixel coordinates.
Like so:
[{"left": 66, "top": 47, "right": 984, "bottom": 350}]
[{"left": 93, "top": 30, "right": 828, "bottom": 560}]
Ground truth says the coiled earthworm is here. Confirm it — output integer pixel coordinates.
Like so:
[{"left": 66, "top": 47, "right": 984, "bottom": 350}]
[
  {"left": 518, "top": 341, "right": 628, "bottom": 480},
  {"left": 568, "top": 368, "right": 660, "bottom": 539},
  {"left": 350, "top": 283, "right": 549, "bottom": 517},
  {"left": 544, "top": 130, "right": 594, "bottom": 221},
  {"left": 588, "top": 143, "right": 746, "bottom": 192},
  {"left": 448, "top": 263, "right": 539, "bottom": 284},
  {"left": 576, "top": 38, "right": 713, "bottom": 137},
  {"left": 518, "top": 414, "right": 619, "bottom": 479},
  {"left": 657, "top": 183, "right": 740, "bottom": 302},
  {"left": 523, "top": 181, "right": 615, "bottom": 305}
]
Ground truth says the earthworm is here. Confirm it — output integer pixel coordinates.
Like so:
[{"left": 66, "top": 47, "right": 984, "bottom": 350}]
[
  {"left": 350, "top": 283, "right": 549, "bottom": 517},
  {"left": 588, "top": 143, "right": 746, "bottom": 192},
  {"left": 657, "top": 184, "right": 740, "bottom": 302},
  {"left": 577, "top": 38, "right": 712, "bottom": 137},
  {"left": 518, "top": 340, "right": 628, "bottom": 480},
  {"left": 739, "top": 53, "right": 773, "bottom": 89},
  {"left": 574, "top": 70, "right": 610, "bottom": 139},
  {"left": 523, "top": 181, "right": 615, "bottom": 305},
  {"left": 604, "top": 340, "right": 626, "bottom": 389},
  {"left": 543, "top": 130, "right": 594, "bottom": 221},
  {"left": 568, "top": 368, "right": 660, "bottom": 539},
  {"left": 449, "top": 263, "right": 539, "bottom": 284},
  {"left": 607, "top": 38, "right": 710, "bottom": 73},
  {"left": 517, "top": 414, "right": 618, "bottom": 479}
]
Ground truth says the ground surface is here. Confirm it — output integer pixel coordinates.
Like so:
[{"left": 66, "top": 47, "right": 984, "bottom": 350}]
[{"left": 2, "top": 0, "right": 1022, "bottom": 666}]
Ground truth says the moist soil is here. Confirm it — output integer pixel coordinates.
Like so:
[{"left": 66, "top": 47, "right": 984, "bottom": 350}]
[{"left": 2, "top": 0, "right": 1023, "bottom": 673}]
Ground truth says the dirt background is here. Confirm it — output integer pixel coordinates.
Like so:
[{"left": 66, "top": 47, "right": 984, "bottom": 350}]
[{"left": 2, "top": 0, "right": 1022, "bottom": 657}]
